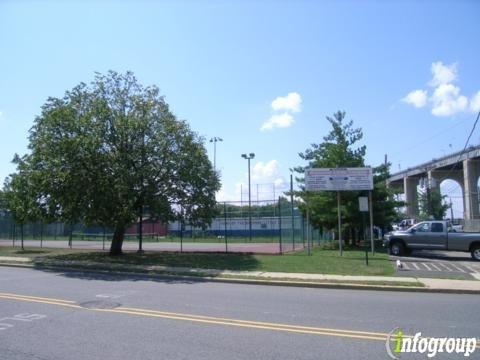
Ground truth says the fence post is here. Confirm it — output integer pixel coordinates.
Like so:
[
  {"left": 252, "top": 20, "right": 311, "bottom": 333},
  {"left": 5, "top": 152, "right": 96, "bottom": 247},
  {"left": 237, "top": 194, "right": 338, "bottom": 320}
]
[
  {"left": 12, "top": 223, "right": 15, "bottom": 247},
  {"left": 180, "top": 208, "right": 184, "bottom": 253},
  {"left": 290, "top": 174, "right": 295, "bottom": 251},
  {"left": 103, "top": 226, "right": 106, "bottom": 251},
  {"left": 224, "top": 202, "right": 228, "bottom": 253},
  {"left": 40, "top": 222, "right": 43, "bottom": 248},
  {"left": 278, "top": 196, "right": 282, "bottom": 255},
  {"left": 301, "top": 215, "right": 305, "bottom": 247}
]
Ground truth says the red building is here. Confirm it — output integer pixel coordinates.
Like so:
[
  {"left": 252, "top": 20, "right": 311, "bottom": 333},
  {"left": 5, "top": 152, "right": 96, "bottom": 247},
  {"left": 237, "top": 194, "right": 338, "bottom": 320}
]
[{"left": 125, "top": 220, "right": 168, "bottom": 236}]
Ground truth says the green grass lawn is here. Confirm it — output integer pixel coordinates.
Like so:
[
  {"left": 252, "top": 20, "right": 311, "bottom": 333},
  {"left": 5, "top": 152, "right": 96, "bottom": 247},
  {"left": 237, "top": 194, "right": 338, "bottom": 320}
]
[
  {"left": 0, "top": 246, "right": 94, "bottom": 258},
  {"left": 0, "top": 245, "right": 394, "bottom": 276}
]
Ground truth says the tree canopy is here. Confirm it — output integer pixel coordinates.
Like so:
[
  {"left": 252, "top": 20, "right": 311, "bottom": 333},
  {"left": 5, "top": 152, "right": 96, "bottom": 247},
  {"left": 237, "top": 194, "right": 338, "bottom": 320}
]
[
  {"left": 4, "top": 71, "right": 220, "bottom": 254},
  {"left": 418, "top": 186, "right": 449, "bottom": 220},
  {"left": 294, "top": 111, "right": 401, "bottom": 242},
  {"left": 0, "top": 190, "right": 6, "bottom": 213}
]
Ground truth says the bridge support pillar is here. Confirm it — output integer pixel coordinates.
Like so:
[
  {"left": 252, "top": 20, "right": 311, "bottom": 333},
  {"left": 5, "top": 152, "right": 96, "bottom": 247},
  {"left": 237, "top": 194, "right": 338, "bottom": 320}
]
[
  {"left": 463, "top": 159, "right": 480, "bottom": 220},
  {"left": 404, "top": 177, "right": 419, "bottom": 219}
]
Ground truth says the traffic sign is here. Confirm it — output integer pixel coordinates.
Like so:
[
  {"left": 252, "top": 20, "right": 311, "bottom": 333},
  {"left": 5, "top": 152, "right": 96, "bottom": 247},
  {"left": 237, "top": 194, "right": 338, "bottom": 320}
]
[{"left": 359, "top": 196, "right": 369, "bottom": 212}]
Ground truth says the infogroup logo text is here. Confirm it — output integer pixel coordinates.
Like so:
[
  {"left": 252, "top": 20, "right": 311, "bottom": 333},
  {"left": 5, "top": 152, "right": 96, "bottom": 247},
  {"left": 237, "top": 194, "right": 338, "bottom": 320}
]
[{"left": 386, "top": 327, "right": 477, "bottom": 359}]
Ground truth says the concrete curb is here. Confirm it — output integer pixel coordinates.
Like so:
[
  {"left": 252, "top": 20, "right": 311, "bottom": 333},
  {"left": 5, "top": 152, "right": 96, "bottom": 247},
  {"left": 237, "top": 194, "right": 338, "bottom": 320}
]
[{"left": 1, "top": 261, "right": 480, "bottom": 294}]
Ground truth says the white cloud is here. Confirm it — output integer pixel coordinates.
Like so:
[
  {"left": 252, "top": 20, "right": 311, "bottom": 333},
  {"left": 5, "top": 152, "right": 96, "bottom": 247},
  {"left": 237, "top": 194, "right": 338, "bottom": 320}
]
[
  {"left": 429, "top": 62, "right": 458, "bottom": 87},
  {"left": 216, "top": 160, "right": 288, "bottom": 202},
  {"left": 402, "top": 90, "right": 428, "bottom": 108},
  {"left": 260, "top": 112, "right": 294, "bottom": 131},
  {"left": 252, "top": 160, "right": 281, "bottom": 182},
  {"left": 402, "top": 61, "right": 478, "bottom": 117},
  {"left": 215, "top": 183, "right": 242, "bottom": 202},
  {"left": 260, "top": 92, "right": 302, "bottom": 131},
  {"left": 252, "top": 160, "right": 287, "bottom": 200},
  {"left": 470, "top": 91, "right": 480, "bottom": 113},
  {"left": 431, "top": 84, "right": 469, "bottom": 117},
  {"left": 271, "top": 92, "right": 302, "bottom": 112}
]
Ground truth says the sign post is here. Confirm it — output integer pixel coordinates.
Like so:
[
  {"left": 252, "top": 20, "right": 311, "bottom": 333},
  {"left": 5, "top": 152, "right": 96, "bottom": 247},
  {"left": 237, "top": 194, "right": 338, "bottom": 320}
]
[
  {"left": 359, "top": 196, "right": 369, "bottom": 265},
  {"left": 369, "top": 190, "right": 374, "bottom": 255},
  {"left": 306, "top": 192, "right": 311, "bottom": 256},
  {"left": 305, "top": 168, "right": 373, "bottom": 256},
  {"left": 337, "top": 191, "right": 342, "bottom": 256}
]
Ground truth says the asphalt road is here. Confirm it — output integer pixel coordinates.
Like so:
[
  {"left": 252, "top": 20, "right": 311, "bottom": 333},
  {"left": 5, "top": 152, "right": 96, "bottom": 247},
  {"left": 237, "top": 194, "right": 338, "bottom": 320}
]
[{"left": 0, "top": 267, "right": 479, "bottom": 360}]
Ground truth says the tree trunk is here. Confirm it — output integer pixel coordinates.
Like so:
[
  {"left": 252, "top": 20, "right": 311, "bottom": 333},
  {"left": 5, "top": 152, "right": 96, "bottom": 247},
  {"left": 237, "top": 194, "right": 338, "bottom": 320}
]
[{"left": 109, "top": 223, "right": 125, "bottom": 256}]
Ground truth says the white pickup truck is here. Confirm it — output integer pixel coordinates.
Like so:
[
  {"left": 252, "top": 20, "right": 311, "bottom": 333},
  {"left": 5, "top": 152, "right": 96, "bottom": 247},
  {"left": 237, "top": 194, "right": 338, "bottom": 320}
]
[{"left": 383, "top": 220, "right": 480, "bottom": 260}]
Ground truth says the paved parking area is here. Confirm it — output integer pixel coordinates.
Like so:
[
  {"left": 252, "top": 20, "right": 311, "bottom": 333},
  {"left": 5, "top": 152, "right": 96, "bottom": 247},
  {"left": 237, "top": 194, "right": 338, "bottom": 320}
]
[{"left": 391, "top": 250, "right": 480, "bottom": 280}]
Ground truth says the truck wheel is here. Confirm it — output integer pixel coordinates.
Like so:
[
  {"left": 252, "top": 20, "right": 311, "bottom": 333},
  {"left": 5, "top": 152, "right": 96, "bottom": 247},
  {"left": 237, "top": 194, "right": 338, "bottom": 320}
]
[
  {"left": 390, "top": 241, "right": 405, "bottom": 256},
  {"left": 471, "top": 244, "right": 480, "bottom": 261}
]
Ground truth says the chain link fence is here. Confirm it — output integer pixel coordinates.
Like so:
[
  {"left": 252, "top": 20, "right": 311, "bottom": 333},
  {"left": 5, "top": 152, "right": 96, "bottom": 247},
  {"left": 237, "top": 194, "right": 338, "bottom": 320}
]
[
  {"left": 167, "top": 198, "right": 335, "bottom": 254},
  {"left": 0, "top": 197, "right": 335, "bottom": 254}
]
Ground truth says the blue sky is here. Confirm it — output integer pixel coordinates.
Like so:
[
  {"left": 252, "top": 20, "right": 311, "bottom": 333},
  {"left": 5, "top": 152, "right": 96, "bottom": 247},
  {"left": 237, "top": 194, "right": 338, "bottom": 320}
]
[{"left": 0, "top": 0, "right": 479, "bottom": 216}]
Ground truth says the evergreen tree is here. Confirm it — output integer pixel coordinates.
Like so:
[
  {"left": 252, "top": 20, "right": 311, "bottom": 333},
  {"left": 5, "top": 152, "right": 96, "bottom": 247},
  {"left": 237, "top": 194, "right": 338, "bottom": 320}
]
[{"left": 294, "top": 111, "right": 402, "bottom": 243}]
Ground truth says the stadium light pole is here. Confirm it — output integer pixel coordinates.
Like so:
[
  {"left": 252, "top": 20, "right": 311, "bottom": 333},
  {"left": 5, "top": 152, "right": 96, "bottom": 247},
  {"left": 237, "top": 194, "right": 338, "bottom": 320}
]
[
  {"left": 210, "top": 137, "right": 223, "bottom": 172},
  {"left": 241, "top": 153, "right": 255, "bottom": 242}
]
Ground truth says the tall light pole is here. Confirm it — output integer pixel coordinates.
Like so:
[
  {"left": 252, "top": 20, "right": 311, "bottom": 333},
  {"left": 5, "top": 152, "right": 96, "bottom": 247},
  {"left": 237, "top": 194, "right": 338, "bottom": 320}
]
[
  {"left": 210, "top": 137, "right": 223, "bottom": 172},
  {"left": 241, "top": 153, "right": 255, "bottom": 242}
]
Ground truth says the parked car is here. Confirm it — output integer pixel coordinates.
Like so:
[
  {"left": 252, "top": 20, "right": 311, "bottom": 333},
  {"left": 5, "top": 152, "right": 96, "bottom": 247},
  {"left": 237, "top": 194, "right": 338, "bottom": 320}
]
[
  {"left": 383, "top": 220, "right": 480, "bottom": 260},
  {"left": 398, "top": 218, "right": 416, "bottom": 230}
]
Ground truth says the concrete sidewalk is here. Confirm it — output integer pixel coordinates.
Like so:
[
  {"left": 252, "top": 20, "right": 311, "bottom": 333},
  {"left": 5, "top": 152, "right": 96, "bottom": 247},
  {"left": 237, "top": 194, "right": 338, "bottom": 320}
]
[{"left": 1, "top": 256, "right": 479, "bottom": 294}]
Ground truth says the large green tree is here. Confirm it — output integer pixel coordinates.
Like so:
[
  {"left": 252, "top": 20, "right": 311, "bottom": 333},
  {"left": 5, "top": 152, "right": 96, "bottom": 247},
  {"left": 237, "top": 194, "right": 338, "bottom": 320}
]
[
  {"left": 294, "top": 111, "right": 401, "bottom": 243},
  {"left": 5, "top": 71, "right": 220, "bottom": 255},
  {"left": 3, "top": 159, "right": 43, "bottom": 250}
]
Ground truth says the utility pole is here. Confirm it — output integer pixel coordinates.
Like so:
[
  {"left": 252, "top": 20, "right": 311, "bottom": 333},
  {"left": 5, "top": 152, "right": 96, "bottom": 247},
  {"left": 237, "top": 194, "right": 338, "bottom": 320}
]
[
  {"left": 241, "top": 153, "right": 255, "bottom": 242},
  {"left": 290, "top": 173, "right": 295, "bottom": 250},
  {"left": 209, "top": 137, "right": 223, "bottom": 173},
  {"left": 138, "top": 128, "right": 146, "bottom": 253},
  {"left": 450, "top": 197, "right": 454, "bottom": 221},
  {"left": 427, "top": 185, "right": 432, "bottom": 218}
]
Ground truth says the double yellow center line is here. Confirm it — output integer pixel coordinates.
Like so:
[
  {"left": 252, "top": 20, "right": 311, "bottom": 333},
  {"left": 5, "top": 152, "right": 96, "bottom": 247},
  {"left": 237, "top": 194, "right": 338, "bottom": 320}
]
[
  {"left": 101, "top": 306, "right": 389, "bottom": 341},
  {"left": 1, "top": 291, "right": 478, "bottom": 349},
  {"left": 0, "top": 292, "right": 81, "bottom": 309},
  {"left": 0, "top": 291, "right": 387, "bottom": 341}
]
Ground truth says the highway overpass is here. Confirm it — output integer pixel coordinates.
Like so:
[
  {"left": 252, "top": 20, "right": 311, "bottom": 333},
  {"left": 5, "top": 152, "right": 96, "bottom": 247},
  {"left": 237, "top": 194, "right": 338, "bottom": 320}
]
[{"left": 388, "top": 145, "right": 480, "bottom": 230}]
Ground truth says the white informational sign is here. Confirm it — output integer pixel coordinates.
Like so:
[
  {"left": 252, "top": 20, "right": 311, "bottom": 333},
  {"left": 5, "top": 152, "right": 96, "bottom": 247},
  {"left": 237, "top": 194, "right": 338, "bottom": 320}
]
[
  {"left": 305, "top": 167, "right": 373, "bottom": 191},
  {"left": 358, "top": 197, "right": 369, "bottom": 212}
]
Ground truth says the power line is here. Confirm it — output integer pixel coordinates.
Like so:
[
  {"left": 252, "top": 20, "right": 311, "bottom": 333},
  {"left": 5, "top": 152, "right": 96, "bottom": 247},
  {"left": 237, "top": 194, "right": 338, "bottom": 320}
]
[
  {"left": 390, "top": 117, "right": 470, "bottom": 162},
  {"left": 436, "top": 110, "right": 480, "bottom": 201},
  {"left": 463, "top": 111, "right": 480, "bottom": 152},
  {"left": 440, "top": 110, "right": 480, "bottom": 181}
]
